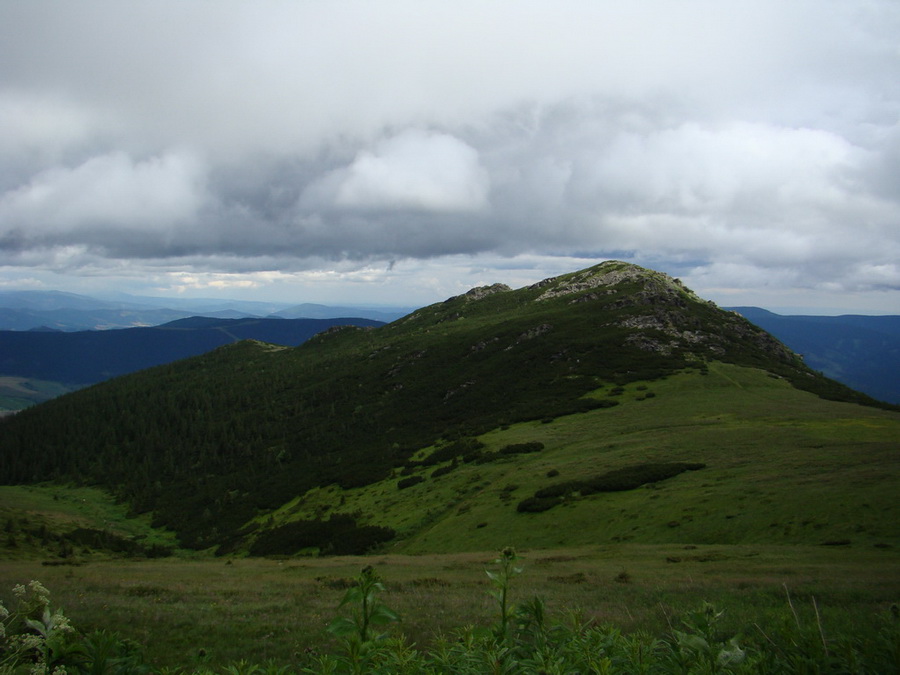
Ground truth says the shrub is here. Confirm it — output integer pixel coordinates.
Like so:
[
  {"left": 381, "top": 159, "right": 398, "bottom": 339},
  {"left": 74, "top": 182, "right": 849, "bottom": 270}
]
[
  {"left": 430, "top": 462, "right": 457, "bottom": 479},
  {"left": 534, "top": 480, "right": 581, "bottom": 499},
  {"left": 249, "top": 515, "right": 395, "bottom": 556},
  {"left": 524, "top": 462, "right": 706, "bottom": 512},
  {"left": 329, "top": 525, "right": 397, "bottom": 556},
  {"left": 460, "top": 450, "right": 485, "bottom": 463},
  {"left": 516, "top": 496, "right": 563, "bottom": 513},
  {"left": 397, "top": 475, "right": 425, "bottom": 490},
  {"left": 499, "top": 441, "right": 544, "bottom": 455},
  {"left": 421, "top": 438, "right": 485, "bottom": 467}
]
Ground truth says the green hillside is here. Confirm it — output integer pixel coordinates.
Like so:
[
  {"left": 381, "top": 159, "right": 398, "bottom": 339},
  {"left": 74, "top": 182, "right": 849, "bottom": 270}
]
[
  {"left": 0, "top": 261, "right": 896, "bottom": 557},
  {"left": 0, "top": 376, "right": 76, "bottom": 414},
  {"left": 0, "top": 484, "right": 177, "bottom": 560}
]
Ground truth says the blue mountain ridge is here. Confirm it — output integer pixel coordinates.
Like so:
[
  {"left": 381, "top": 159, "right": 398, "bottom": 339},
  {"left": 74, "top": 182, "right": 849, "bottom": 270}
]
[
  {"left": 0, "top": 316, "right": 384, "bottom": 389},
  {"left": 728, "top": 307, "right": 900, "bottom": 404}
]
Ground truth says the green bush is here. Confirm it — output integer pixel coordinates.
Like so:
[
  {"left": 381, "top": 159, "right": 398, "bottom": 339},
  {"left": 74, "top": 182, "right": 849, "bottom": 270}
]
[
  {"left": 499, "top": 442, "right": 544, "bottom": 455},
  {"left": 397, "top": 475, "right": 425, "bottom": 490},
  {"left": 430, "top": 461, "right": 458, "bottom": 479},
  {"left": 248, "top": 516, "right": 395, "bottom": 556},
  {"left": 525, "top": 462, "right": 706, "bottom": 512},
  {"left": 516, "top": 496, "right": 563, "bottom": 513}
]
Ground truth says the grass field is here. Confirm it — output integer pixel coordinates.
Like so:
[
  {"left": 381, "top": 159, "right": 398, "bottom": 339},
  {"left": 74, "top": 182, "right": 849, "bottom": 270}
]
[
  {"left": 268, "top": 363, "right": 900, "bottom": 555},
  {"left": 1, "top": 545, "right": 897, "bottom": 668},
  {"left": 0, "top": 484, "right": 179, "bottom": 557}
]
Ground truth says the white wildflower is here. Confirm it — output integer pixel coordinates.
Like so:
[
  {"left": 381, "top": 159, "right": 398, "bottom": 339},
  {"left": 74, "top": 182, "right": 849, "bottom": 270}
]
[
  {"left": 28, "top": 580, "right": 50, "bottom": 606},
  {"left": 50, "top": 610, "right": 74, "bottom": 634},
  {"left": 15, "top": 633, "right": 44, "bottom": 650}
]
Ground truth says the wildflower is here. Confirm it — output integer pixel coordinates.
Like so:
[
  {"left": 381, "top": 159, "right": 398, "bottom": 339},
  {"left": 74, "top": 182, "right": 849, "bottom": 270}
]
[
  {"left": 50, "top": 609, "right": 74, "bottom": 634},
  {"left": 28, "top": 580, "right": 51, "bottom": 606},
  {"left": 16, "top": 633, "right": 44, "bottom": 650}
]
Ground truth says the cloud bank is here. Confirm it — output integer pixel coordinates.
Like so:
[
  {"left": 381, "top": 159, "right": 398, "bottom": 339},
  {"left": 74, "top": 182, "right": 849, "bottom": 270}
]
[{"left": 0, "top": 0, "right": 898, "bottom": 310}]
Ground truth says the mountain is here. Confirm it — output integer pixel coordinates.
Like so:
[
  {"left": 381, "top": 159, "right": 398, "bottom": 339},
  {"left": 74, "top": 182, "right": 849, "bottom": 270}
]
[
  {"left": 272, "top": 302, "right": 413, "bottom": 323},
  {"left": 0, "top": 290, "right": 199, "bottom": 331},
  {"left": 0, "top": 315, "right": 383, "bottom": 395},
  {"left": 0, "top": 289, "right": 130, "bottom": 311},
  {"left": 0, "top": 261, "right": 896, "bottom": 557},
  {"left": 0, "top": 290, "right": 414, "bottom": 331},
  {"left": 0, "top": 306, "right": 199, "bottom": 332},
  {"left": 729, "top": 307, "right": 900, "bottom": 404}
]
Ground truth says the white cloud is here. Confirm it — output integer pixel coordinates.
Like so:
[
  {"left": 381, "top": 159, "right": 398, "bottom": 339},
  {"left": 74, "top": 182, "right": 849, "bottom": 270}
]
[
  {"left": 304, "top": 130, "right": 489, "bottom": 213},
  {"left": 0, "top": 151, "right": 206, "bottom": 234}
]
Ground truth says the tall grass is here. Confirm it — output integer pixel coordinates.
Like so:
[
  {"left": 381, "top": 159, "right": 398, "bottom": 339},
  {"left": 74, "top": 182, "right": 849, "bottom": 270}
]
[{"left": 1, "top": 544, "right": 897, "bottom": 670}]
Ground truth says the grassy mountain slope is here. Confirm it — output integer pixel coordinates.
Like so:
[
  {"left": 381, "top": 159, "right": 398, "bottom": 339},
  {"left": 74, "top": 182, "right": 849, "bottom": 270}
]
[
  {"left": 0, "top": 484, "right": 178, "bottom": 560},
  {"left": 0, "top": 261, "right": 896, "bottom": 556},
  {"left": 306, "top": 362, "right": 898, "bottom": 554}
]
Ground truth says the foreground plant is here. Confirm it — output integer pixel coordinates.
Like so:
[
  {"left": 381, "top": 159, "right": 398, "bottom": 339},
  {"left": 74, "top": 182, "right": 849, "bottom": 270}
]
[
  {"left": 664, "top": 602, "right": 750, "bottom": 673},
  {"left": 326, "top": 566, "right": 399, "bottom": 645},
  {"left": 7, "top": 573, "right": 899, "bottom": 674},
  {"left": 307, "top": 567, "right": 400, "bottom": 674},
  {"left": 0, "top": 579, "right": 81, "bottom": 674},
  {"left": 1, "top": 580, "right": 149, "bottom": 675},
  {"left": 486, "top": 546, "right": 523, "bottom": 640}
]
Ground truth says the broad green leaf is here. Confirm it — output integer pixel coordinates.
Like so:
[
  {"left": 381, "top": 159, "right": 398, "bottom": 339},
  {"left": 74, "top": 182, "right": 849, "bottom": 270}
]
[{"left": 326, "top": 616, "right": 358, "bottom": 638}]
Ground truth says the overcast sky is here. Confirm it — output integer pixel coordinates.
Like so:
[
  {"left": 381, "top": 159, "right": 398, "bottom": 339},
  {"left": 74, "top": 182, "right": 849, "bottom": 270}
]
[{"left": 1, "top": 1, "right": 899, "bottom": 313}]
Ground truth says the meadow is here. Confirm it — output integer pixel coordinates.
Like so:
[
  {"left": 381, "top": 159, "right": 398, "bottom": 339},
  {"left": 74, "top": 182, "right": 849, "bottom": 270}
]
[{"left": 1, "top": 544, "right": 897, "bottom": 670}]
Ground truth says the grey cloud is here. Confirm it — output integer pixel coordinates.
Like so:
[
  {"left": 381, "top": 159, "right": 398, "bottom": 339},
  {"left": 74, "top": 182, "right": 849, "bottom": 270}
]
[
  {"left": 0, "top": 1, "right": 898, "bottom": 309},
  {"left": 303, "top": 130, "right": 490, "bottom": 213}
]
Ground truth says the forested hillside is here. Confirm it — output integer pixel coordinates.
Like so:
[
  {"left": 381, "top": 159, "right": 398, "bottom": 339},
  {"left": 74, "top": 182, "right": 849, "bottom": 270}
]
[{"left": 0, "top": 262, "right": 892, "bottom": 553}]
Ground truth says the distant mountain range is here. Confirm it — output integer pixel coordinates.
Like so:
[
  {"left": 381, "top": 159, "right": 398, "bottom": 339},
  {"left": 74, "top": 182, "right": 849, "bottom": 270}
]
[
  {"left": 0, "top": 316, "right": 384, "bottom": 411},
  {"left": 0, "top": 289, "right": 412, "bottom": 331},
  {"left": 728, "top": 307, "right": 900, "bottom": 405}
]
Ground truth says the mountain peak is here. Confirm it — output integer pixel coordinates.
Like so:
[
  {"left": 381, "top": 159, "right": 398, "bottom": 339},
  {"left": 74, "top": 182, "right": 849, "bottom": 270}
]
[
  {"left": 456, "top": 283, "right": 513, "bottom": 301},
  {"left": 532, "top": 261, "right": 706, "bottom": 305}
]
